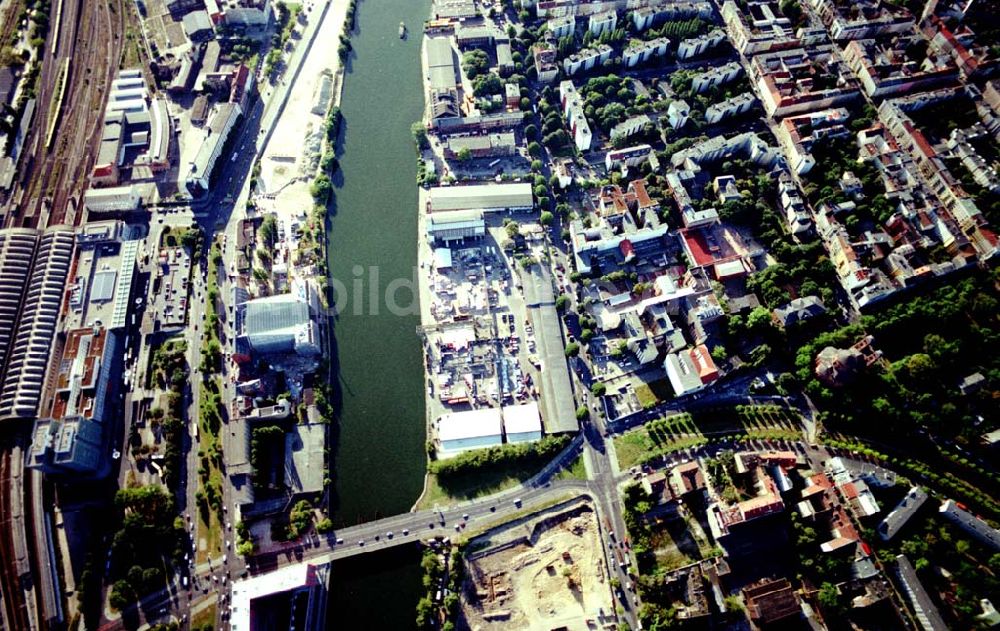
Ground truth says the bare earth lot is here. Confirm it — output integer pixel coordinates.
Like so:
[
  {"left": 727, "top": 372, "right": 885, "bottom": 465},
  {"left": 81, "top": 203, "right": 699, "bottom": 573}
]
[{"left": 461, "top": 505, "right": 616, "bottom": 631}]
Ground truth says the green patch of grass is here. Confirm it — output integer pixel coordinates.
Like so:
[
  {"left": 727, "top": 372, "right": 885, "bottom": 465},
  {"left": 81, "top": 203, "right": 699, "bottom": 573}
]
[
  {"left": 190, "top": 600, "right": 217, "bottom": 629},
  {"left": 613, "top": 406, "right": 805, "bottom": 469},
  {"left": 555, "top": 455, "right": 587, "bottom": 481},
  {"left": 613, "top": 431, "right": 655, "bottom": 470},
  {"left": 635, "top": 378, "right": 673, "bottom": 408},
  {"left": 195, "top": 501, "right": 223, "bottom": 565},
  {"left": 418, "top": 460, "right": 548, "bottom": 510}
]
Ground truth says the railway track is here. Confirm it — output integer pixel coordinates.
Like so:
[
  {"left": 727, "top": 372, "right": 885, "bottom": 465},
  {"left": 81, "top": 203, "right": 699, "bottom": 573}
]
[
  {"left": 10, "top": 0, "right": 124, "bottom": 229},
  {"left": 0, "top": 445, "right": 31, "bottom": 630},
  {"left": 0, "top": 1, "right": 26, "bottom": 57}
]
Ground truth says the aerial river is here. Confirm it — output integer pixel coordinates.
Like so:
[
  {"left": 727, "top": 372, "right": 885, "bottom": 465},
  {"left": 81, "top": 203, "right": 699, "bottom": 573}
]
[{"left": 325, "top": 0, "right": 430, "bottom": 626}]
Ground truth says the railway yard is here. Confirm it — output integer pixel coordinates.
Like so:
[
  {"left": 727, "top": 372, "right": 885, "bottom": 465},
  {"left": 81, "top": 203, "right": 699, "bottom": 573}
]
[
  {"left": 0, "top": 0, "right": 131, "bottom": 627},
  {"left": 3, "top": 0, "right": 129, "bottom": 229}
]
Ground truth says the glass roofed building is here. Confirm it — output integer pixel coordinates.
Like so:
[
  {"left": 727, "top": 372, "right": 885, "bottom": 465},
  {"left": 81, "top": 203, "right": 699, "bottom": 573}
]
[{"left": 235, "top": 279, "right": 322, "bottom": 358}]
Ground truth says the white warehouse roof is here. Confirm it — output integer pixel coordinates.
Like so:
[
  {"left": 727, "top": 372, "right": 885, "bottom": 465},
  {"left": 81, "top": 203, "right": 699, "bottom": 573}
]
[
  {"left": 437, "top": 408, "right": 503, "bottom": 442},
  {"left": 503, "top": 402, "right": 542, "bottom": 435}
]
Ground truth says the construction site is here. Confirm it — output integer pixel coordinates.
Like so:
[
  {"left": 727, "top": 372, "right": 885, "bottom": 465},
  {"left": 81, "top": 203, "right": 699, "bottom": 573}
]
[{"left": 459, "top": 501, "right": 616, "bottom": 631}]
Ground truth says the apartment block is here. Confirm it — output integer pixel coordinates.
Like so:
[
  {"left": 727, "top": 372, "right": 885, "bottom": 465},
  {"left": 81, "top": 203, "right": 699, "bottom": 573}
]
[
  {"left": 563, "top": 44, "right": 613, "bottom": 76},
  {"left": 705, "top": 92, "right": 757, "bottom": 124},
  {"left": 559, "top": 80, "right": 594, "bottom": 151},
  {"left": 722, "top": 1, "right": 800, "bottom": 55},
  {"left": 676, "top": 29, "right": 726, "bottom": 60},
  {"left": 808, "top": 0, "right": 914, "bottom": 41},
  {"left": 776, "top": 107, "right": 851, "bottom": 174},
  {"left": 691, "top": 61, "right": 742, "bottom": 94},
  {"left": 548, "top": 14, "right": 576, "bottom": 38},
  {"left": 633, "top": 1, "right": 713, "bottom": 30},
  {"left": 588, "top": 10, "right": 618, "bottom": 35},
  {"left": 622, "top": 37, "right": 670, "bottom": 68},
  {"left": 751, "top": 46, "right": 860, "bottom": 117},
  {"left": 842, "top": 36, "right": 957, "bottom": 98}
]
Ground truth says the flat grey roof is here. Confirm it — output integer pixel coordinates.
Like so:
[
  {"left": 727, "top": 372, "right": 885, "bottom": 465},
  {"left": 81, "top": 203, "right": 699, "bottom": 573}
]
[
  {"left": 426, "top": 38, "right": 456, "bottom": 69},
  {"left": 523, "top": 266, "right": 578, "bottom": 433},
  {"left": 285, "top": 423, "right": 325, "bottom": 495}
]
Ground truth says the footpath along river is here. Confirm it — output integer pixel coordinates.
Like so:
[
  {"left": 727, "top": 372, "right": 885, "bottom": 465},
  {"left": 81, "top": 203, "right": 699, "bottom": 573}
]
[{"left": 325, "top": 0, "right": 430, "bottom": 627}]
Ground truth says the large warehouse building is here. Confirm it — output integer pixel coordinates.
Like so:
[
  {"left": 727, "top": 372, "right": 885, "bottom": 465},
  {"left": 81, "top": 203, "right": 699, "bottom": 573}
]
[
  {"left": 428, "top": 182, "right": 533, "bottom": 213},
  {"left": 437, "top": 408, "right": 504, "bottom": 455},
  {"left": 186, "top": 101, "right": 242, "bottom": 196},
  {"left": 426, "top": 210, "right": 486, "bottom": 244},
  {"left": 28, "top": 221, "right": 141, "bottom": 476},
  {"left": 0, "top": 226, "right": 76, "bottom": 422},
  {"left": 234, "top": 279, "right": 322, "bottom": 359}
]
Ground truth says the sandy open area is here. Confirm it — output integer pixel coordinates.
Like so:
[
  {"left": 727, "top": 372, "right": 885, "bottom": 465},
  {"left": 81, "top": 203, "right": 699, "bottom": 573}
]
[
  {"left": 256, "top": 0, "right": 350, "bottom": 226},
  {"left": 461, "top": 504, "right": 616, "bottom": 631}
]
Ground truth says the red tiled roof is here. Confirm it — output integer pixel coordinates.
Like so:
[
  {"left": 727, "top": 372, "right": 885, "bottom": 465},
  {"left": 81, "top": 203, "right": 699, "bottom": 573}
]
[{"left": 681, "top": 229, "right": 717, "bottom": 266}]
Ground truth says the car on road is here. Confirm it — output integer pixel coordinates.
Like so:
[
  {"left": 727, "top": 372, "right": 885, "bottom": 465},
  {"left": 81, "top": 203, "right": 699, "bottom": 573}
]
[
  {"left": 462, "top": 513, "right": 469, "bottom": 520},
  {"left": 514, "top": 498, "right": 522, "bottom": 507},
  {"left": 387, "top": 531, "right": 393, "bottom": 539},
  {"left": 358, "top": 539, "right": 364, "bottom": 546},
  {"left": 402, "top": 529, "right": 409, "bottom": 536},
  {"left": 336, "top": 538, "right": 344, "bottom": 545}
]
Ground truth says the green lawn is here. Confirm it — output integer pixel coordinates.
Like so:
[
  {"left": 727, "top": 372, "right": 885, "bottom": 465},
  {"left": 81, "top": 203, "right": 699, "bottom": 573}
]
[
  {"left": 195, "top": 498, "right": 223, "bottom": 565},
  {"left": 634, "top": 378, "right": 674, "bottom": 408},
  {"left": 417, "top": 458, "right": 551, "bottom": 510},
  {"left": 190, "top": 600, "right": 217, "bottom": 630},
  {"left": 614, "top": 433, "right": 709, "bottom": 470},
  {"left": 555, "top": 455, "right": 587, "bottom": 481},
  {"left": 612, "top": 405, "right": 803, "bottom": 469}
]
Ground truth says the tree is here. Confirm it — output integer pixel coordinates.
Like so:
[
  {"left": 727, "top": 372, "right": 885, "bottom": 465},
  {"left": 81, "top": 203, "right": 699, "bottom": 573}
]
[
  {"left": 817, "top": 582, "right": 844, "bottom": 615},
  {"left": 259, "top": 214, "right": 278, "bottom": 247},
  {"left": 109, "top": 580, "right": 135, "bottom": 611},
  {"left": 472, "top": 72, "right": 502, "bottom": 96},
  {"left": 539, "top": 210, "right": 554, "bottom": 226},
  {"left": 780, "top": 0, "right": 803, "bottom": 24},
  {"left": 179, "top": 228, "right": 200, "bottom": 250},
  {"left": 310, "top": 174, "right": 332, "bottom": 204},
  {"left": 411, "top": 122, "right": 429, "bottom": 150},
  {"left": 591, "top": 382, "right": 607, "bottom": 397},
  {"left": 576, "top": 406, "right": 589, "bottom": 421},
  {"left": 565, "top": 342, "right": 581, "bottom": 357},
  {"left": 555, "top": 294, "right": 570, "bottom": 311},
  {"left": 711, "top": 346, "right": 727, "bottom": 363},
  {"left": 747, "top": 306, "right": 773, "bottom": 332},
  {"left": 320, "top": 151, "right": 339, "bottom": 174},
  {"left": 456, "top": 147, "right": 472, "bottom": 162},
  {"left": 461, "top": 50, "right": 490, "bottom": 79},
  {"left": 415, "top": 596, "right": 435, "bottom": 628}
]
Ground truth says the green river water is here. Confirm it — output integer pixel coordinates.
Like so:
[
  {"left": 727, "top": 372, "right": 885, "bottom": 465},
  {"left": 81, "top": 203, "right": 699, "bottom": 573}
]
[{"left": 325, "top": 0, "right": 430, "bottom": 627}]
